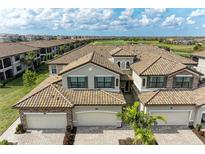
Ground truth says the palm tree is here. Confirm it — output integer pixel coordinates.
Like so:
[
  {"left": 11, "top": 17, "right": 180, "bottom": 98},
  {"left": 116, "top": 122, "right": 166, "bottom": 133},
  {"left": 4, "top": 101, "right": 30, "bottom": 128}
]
[
  {"left": 117, "top": 101, "right": 166, "bottom": 145},
  {"left": 20, "top": 51, "right": 36, "bottom": 70}
]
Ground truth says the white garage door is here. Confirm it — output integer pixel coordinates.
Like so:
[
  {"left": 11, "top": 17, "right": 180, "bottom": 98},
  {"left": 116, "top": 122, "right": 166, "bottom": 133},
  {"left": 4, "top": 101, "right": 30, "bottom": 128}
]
[
  {"left": 76, "top": 111, "right": 119, "bottom": 126},
  {"left": 151, "top": 111, "right": 190, "bottom": 125},
  {"left": 26, "top": 113, "right": 67, "bottom": 129}
]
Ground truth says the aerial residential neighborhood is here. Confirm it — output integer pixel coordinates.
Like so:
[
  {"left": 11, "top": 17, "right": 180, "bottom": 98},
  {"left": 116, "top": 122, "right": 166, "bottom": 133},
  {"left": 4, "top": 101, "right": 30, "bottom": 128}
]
[{"left": 1, "top": 8, "right": 205, "bottom": 146}]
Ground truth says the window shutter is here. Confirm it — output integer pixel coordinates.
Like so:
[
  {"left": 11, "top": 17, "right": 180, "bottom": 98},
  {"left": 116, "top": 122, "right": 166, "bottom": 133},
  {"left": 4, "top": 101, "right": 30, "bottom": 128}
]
[
  {"left": 94, "top": 77, "right": 97, "bottom": 88},
  {"left": 67, "top": 77, "right": 71, "bottom": 88},
  {"left": 173, "top": 77, "right": 176, "bottom": 88},
  {"left": 111, "top": 77, "right": 115, "bottom": 88},
  {"left": 147, "top": 76, "right": 150, "bottom": 88},
  {"left": 190, "top": 77, "right": 193, "bottom": 88},
  {"left": 85, "top": 77, "right": 88, "bottom": 88},
  {"left": 164, "top": 77, "right": 167, "bottom": 88},
  {"left": 116, "top": 78, "right": 119, "bottom": 87}
]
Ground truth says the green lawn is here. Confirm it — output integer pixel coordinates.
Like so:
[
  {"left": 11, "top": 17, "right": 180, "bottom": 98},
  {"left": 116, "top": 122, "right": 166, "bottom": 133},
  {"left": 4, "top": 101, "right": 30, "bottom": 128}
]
[
  {"left": 91, "top": 40, "right": 128, "bottom": 45},
  {"left": 91, "top": 39, "right": 205, "bottom": 57},
  {"left": 0, "top": 64, "right": 49, "bottom": 135}
]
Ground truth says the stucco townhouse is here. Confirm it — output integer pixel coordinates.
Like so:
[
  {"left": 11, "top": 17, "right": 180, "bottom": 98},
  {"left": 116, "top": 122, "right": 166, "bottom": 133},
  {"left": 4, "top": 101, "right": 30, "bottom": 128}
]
[
  {"left": 0, "top": 42, "right": 40, "bottom": 81},
  {"left": 12, "top": 44, "right": 205, "bottom": 130},
  {"left": 192, "top": 51, "right": 205, "bottom": 77}
]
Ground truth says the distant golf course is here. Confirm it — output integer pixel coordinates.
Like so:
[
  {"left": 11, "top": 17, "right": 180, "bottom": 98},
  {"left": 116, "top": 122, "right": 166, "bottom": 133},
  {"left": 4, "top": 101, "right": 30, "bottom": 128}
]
[{"left": 92, "top": 39, "right": 205, "bottom": 57}]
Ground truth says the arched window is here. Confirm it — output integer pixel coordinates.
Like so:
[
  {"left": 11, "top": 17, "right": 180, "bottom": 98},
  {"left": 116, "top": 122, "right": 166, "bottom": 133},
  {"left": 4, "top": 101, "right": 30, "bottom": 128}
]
[
  {"left": 126, "top": 61, "right": 130, "bottom": 69},
  {"left": 122, "top": 61, "right": 125, "bottom": 69},
  {"left": 117, "top": 61, "right": 121, "bottom": 67}
]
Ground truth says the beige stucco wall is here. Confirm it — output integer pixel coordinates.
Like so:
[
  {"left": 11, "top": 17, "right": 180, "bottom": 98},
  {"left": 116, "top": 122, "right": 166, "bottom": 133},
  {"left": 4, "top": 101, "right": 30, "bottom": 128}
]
[
  {"left": 113, "top": 57, "right": 134, "bottom": 70},
  {"left": 132, "top": 68, "right": 200, "bottom": 92},
  {"left": 195, "top": 58, "right": 205, "bottom": 76},
  {"left": 62, "top": 63, "right": 120, "bottom": 91},
  {"left": 194, "top": 105, "right": 205, "bottom": 127},
  {"left": 49, "top": 64, "right": 65, "bottom": 75},
  {"left": 167, "top": 69, "right": 200, "bottom": 89}
]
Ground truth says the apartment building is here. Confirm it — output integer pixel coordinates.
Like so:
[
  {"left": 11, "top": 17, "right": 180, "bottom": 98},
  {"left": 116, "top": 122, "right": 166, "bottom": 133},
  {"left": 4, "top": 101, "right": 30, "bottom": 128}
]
[{"left": 0, "top": 43, "right": 40, "bottom": 81}]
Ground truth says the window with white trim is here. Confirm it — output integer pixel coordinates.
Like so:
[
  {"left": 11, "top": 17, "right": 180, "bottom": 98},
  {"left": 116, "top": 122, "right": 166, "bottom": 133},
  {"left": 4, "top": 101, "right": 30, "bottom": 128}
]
[
  {"left": 174, "top": 77, "right": 192, "bottom": 88},
  {"left": 51, "top": 65, "right": 57, "bottom": 74}
]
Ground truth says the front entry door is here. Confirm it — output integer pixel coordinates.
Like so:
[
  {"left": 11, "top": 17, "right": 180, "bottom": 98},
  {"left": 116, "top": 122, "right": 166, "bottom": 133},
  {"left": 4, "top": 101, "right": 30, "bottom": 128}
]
[{"left": 125, "top": 81, "right": 129, "bottom": 92}]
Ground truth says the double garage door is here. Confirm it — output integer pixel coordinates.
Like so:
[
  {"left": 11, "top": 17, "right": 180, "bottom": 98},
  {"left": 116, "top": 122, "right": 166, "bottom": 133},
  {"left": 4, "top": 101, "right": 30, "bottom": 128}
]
[
  {"left": 75, "top": 111, "right": 119, "bottom": 126},
  {"left": 150, "top": 110, "right": 191, "bottom": 125},
  {"left": 26, "top": 113, "right": 67, "bottom": 129}
]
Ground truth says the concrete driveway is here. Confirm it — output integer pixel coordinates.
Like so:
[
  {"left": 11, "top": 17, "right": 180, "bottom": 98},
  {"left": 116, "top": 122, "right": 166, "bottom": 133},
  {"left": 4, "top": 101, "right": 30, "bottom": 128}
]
[
  {"left": 0, "top": 118, "right": 65, "bottom": 145},
  {"left": 74, "top": 126, "right": 134, "bottom": 145},
  {"left": 152, "top": 125, "right": 203, "bottom": 145}
]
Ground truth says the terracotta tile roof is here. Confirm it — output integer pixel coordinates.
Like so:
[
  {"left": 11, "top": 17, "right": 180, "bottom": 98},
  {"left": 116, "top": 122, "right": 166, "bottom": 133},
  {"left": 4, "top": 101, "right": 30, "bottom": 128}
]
[
  {"left": 132, "top": 44, "right": 196, "bottom": 65},
  {"left": 59, "top": 51, "right": 124, "bottom": 75},
  {"left": 13, "top": 84, "right": 126, "bottom": 108},
  {"left": 55, "top": 84, "right": 126, "bottom": 106},
  {"left": 141, "top": 57, "right": 186, "bottom": 75},
  {"left": 192, "top": 51, "right": 205, "bottom": 58},
  {"left": 20, "top": 39, "right": 74, "bottom": 48},
  {"left": 13, "top": 84, "right": 73, "bottom": 108},
  {"left": 139, "top": 89, "right": 195, "bottom": 105},
  {"left": 110, "top": 47, "right": 137, "bottom": 57},
  {"left": 130, "top": 53, "right": 160, "bottom": 75},
  {"left": 0, "top": 42, "right": 39, "bottom": 58},
  {"left": 49, "top": 45, "right": 116, "bottom": 65},
  {"left": 194, "top": 86, "right": 205, "bottom": 106}
]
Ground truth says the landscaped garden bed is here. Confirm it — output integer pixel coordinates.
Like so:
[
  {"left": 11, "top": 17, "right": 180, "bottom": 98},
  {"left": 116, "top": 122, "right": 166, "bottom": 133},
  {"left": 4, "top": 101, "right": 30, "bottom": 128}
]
[
  {"left": 117, "top": 102, "right": 165, "bottom": 145},
  {"left": 63, "top": 126, "right": 77, "bottom": 145},
  {"left": 0, "top": 139, "right": 17, "bottom": 145},
  {"left": 119, "top": 137, "right": 158, "bottom": 145},
  {"left": 191, "top": 125, "right": 205, "bottom": 144}
]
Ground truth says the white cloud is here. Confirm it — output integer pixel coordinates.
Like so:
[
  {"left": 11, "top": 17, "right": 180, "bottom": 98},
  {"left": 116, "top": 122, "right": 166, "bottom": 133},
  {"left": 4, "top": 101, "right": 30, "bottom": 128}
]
[
  {"left": 143, "top": 8, "right": 166, "bottom": 16},
  {"left": 203, "top": 24, "right": 205, "bottom": 28},
  {"left": 119, "top": 8, "right": 134, "bottom": 20},
  {"left": 138, "top": 15, "right": 160, "bottom": 26},
  {"left": 190, "top": 9, "right": 205, "bottom": 17},
  {"left": 186, "top": 17, "right": 195, "bottom": 25},
  {"left": 185, "top": 9, "right": 205, "bottom": 25},
  {"left": 0, "top": 8, "right": 114, "bottom": 31},
  {"left": 161, "top": 14, "right": 184, "bottom": 27}
]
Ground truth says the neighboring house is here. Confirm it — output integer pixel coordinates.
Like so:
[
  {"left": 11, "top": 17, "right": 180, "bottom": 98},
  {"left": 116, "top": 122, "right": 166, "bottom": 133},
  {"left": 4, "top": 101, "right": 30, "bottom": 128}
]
[
  {"left": 0, "top": 43, "right": 40, "bottom": 80},
  {"left": 13, "top": 51, "right": 126, "bottom": 129},
  {"left": 12, "top": 44, "right": 205, "bottom": 130},
  {"left": 192, "top": 51, "right": 205, "bottom": 77},
  {"left": 130, "top": 47, "right": 204, "bottom": 127}
]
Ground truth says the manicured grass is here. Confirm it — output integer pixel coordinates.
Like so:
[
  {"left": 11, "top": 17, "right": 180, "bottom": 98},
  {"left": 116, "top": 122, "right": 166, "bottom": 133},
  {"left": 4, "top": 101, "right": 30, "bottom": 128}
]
[
  {"left": 92, "top": 39, "right": 205, "bottom": 57},
  {"left": 91, "top": 40, "right": 128, "bottom": 45},
  {"left": 0, "top": 64, "right": 49, "bottom": 135}
]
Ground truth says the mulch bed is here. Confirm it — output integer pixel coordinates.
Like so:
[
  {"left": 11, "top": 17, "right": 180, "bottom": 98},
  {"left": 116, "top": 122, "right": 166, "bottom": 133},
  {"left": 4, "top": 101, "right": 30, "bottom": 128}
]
[
  {"left": 119, "top": 138, "right": 158, "bottom": 145},
  {"left": 63, "top": 127, "right": 77, "bottom": 145},
  {"left": 192, "top": 129, "right": 205, "bottom": 144}
]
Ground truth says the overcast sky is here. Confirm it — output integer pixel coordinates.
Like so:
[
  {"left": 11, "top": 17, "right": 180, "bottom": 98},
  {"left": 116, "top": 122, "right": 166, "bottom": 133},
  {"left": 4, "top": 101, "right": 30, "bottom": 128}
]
[{"left": 0, "top": 8, "right": 205, "bottom": 36}]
